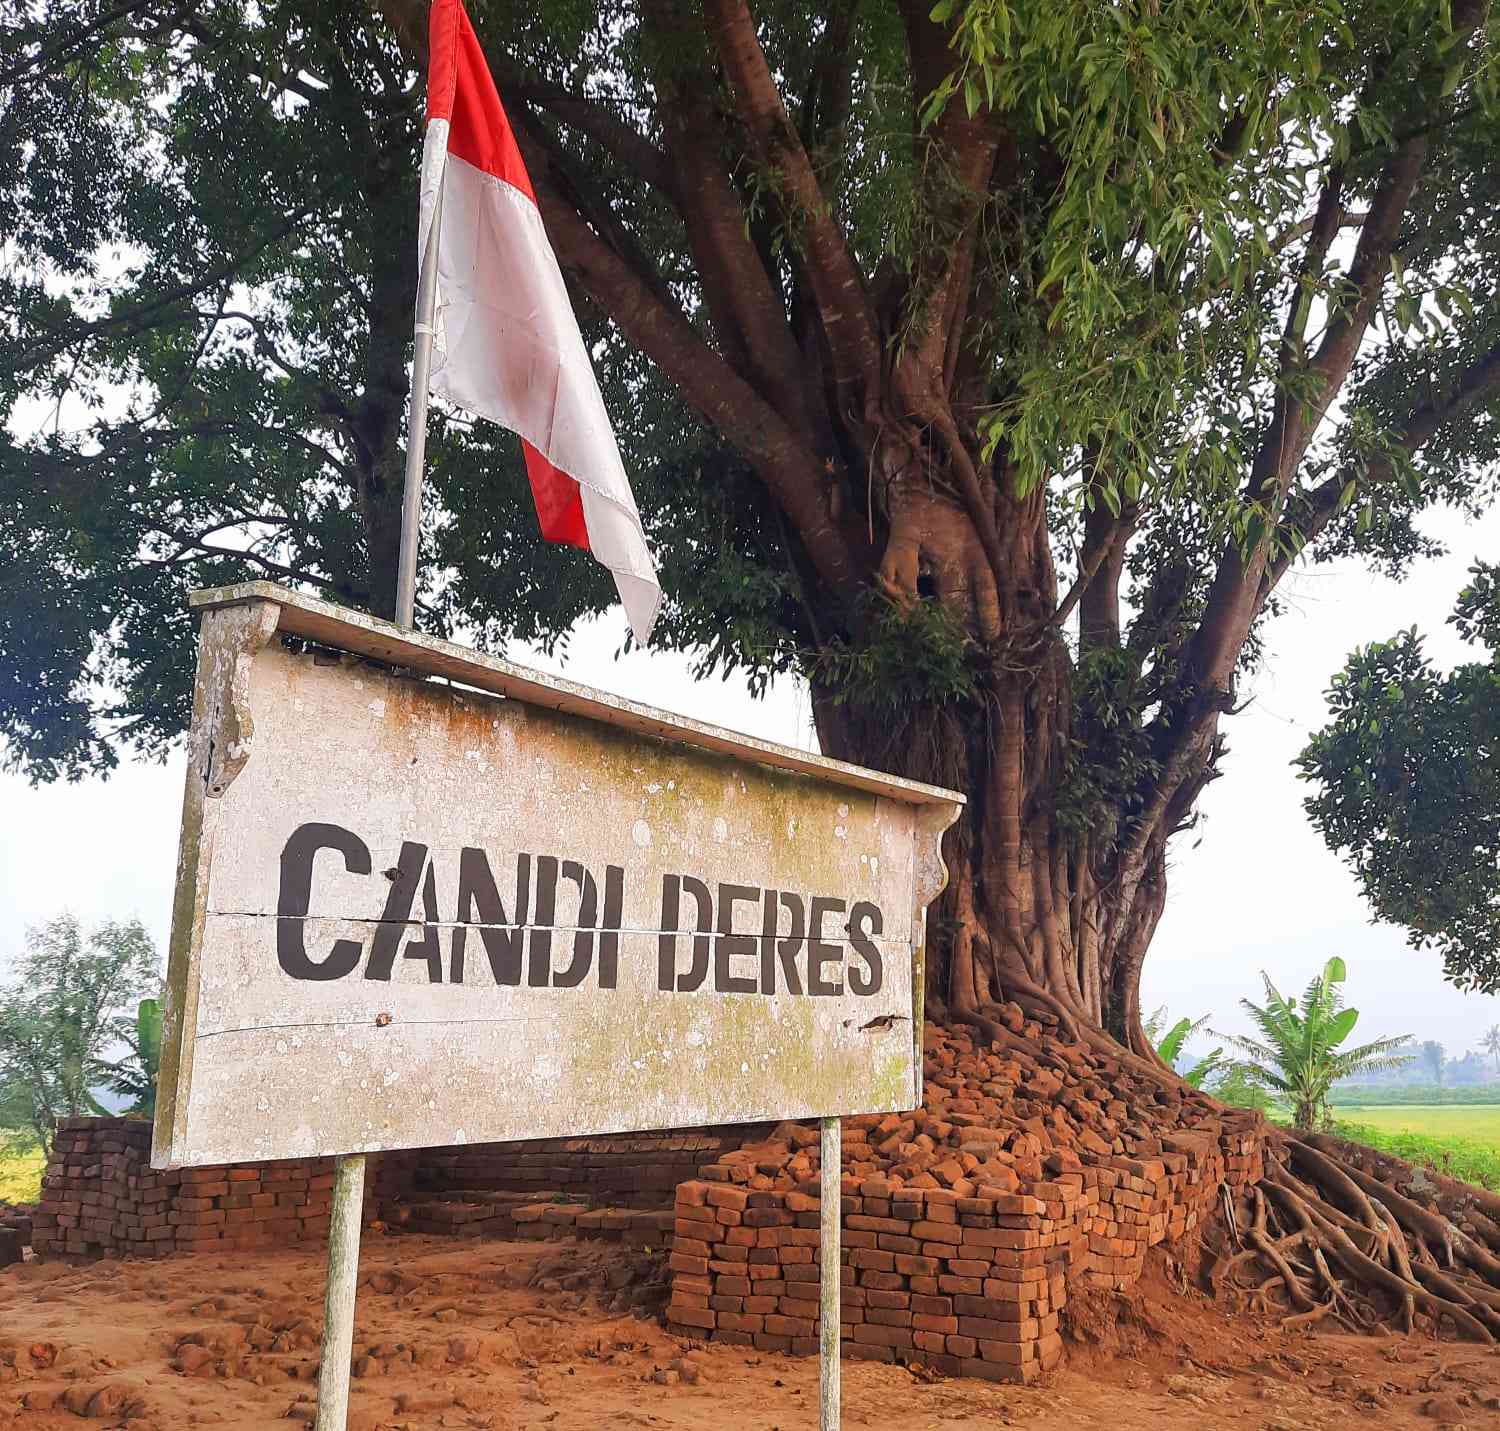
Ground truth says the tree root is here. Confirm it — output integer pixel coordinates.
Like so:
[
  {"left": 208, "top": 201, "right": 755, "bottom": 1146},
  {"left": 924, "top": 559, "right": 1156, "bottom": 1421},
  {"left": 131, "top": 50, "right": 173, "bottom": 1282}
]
[{"left": 1214, "top": 1129, "right": 1500, "bottom": 1345}]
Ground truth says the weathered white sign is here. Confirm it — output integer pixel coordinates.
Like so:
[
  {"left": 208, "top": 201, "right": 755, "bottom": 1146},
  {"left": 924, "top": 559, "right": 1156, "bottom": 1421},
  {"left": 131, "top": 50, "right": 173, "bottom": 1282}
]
[{"left": 153, "top": 584, "right": 963, "bottom": 1168}]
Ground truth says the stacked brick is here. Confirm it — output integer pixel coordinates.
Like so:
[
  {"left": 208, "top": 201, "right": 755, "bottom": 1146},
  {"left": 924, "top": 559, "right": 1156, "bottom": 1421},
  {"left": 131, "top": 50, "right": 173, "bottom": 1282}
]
[
  {"left": 28, "top": 1120, "right": 739, "bottom": 1262},
  {"left": 30, "top": 1117, "right": 334, "bottom": 1258},
  {"left": 395, "top": 1190, "right": 675, "bottom": 1248},
  {"left": 667, "top": 1179, "right": 1066, "bottom": 1383},
  {"left": 664, "top": 1016, "right": 1270, "bottom": 1382},
  {"left": 0, "top": 1207, "right": 29, "bottom": 1267},
  {"left": 381, "top": 1125, "right": 771, "bottom": 1210}
]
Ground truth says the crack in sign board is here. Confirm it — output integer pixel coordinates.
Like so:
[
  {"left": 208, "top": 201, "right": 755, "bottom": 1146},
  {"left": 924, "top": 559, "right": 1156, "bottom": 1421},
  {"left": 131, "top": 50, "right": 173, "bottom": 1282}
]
[{"left": 153, "top": 584, "right": 963, "bottom": 1169}]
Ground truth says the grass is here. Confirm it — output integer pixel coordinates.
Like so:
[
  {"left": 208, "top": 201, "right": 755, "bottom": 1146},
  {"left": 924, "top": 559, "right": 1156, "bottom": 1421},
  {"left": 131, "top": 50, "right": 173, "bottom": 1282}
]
[
  {"left": 0, "top": 1140, "right": 45, "bottom": 1204},
  {"left": 1332, "top": 1104, "right": 1500, "bottom": 1193}
]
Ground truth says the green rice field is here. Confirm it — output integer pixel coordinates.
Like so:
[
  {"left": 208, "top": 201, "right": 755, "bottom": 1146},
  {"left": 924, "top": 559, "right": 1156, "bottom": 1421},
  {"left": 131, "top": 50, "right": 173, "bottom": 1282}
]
[{"left": 0, "top": 1142, "right": 44, "bottom": 1205}]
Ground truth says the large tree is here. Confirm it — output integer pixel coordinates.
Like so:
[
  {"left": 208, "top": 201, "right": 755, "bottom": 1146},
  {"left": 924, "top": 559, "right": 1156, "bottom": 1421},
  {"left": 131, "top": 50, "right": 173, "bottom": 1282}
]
[{"left": 5, "top": 0, "right": 1500, "bottom": 1062}]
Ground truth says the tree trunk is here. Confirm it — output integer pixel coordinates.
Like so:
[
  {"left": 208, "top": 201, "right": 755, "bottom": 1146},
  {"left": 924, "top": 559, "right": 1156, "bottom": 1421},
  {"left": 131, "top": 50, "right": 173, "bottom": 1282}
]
[{"left": 811, "top": 667, "right": 1172, "bottom": 1058}]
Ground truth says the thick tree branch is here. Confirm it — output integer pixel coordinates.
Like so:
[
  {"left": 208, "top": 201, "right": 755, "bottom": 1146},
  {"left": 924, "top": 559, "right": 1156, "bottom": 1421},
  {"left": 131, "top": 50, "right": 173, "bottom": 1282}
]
[
  {"left": 700, "top": 0, "right": 882, "bottom": 422},
  {"left": 506, "top": 107, "right": 683, "bottom": 321},
  {"left": 514, "top": 131, "right": 868, "bottom": 602},
  {"left": 497, "top": 66, "right": 681, "bottom": 203},
  {"left": 639, "top": 0, "right": 819, "bottom": 441},
  {"left": 799, "top": 0, "right": 859, "bottom": 183},
  {"left": 895, "top": 0, "right": 1007, "bottom": 379},
  {"left": 1187, "top": 128, "right": 1437, "bottom": 693},
  {"left": 1070, "top": 484, "right": 1137, "bottom": 646},
  {"left": 1303, "top": 137, "right": 1433, "bottom": 412}
]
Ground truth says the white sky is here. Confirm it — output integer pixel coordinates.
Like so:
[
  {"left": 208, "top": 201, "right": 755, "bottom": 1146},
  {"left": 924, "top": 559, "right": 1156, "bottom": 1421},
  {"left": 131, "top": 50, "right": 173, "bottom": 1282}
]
[{"left": 3, "top": 505, "right": 1499, "bottom": 1059}]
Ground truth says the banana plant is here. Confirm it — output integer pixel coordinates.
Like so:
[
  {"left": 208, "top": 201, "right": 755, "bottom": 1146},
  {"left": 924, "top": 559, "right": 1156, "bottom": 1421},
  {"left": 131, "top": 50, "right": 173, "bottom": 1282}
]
[
  {"left": 1145, "top": 1008, "right": 1230, "bottom": 1089},
  {"left": 1217, "top": 957, "right": 1413, "bottom": 1131},
  {"left": 105, "top": 998, "right": 163, "bottom": 1120}
]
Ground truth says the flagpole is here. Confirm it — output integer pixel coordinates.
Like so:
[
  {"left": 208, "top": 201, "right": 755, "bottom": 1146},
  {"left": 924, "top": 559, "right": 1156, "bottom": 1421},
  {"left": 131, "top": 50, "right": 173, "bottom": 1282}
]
[
  {"left": 395, "top": 182, "right": 444, "bottom": 630},
  {"left": 314, "top": 159, "right": 444, "bottom": 1431}
]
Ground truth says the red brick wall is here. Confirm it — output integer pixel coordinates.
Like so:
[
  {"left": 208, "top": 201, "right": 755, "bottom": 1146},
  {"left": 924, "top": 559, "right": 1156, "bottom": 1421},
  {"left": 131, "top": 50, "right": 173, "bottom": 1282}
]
[{"left": 30, "top": 1118, "right": 336, "bottom": 1259}]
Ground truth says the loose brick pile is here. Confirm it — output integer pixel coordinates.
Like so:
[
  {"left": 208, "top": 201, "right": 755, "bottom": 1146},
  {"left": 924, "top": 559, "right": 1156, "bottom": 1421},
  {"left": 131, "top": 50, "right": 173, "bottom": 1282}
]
[
  {"left": 665, "top": 1016, "right": 1269, "bottom": 1381},
  {"left": 26, "top": 1017, "right": 1270, "bottom": 1391},
  {"left": 30, "top": 1118, "right": 336, "bottom": 1258}
]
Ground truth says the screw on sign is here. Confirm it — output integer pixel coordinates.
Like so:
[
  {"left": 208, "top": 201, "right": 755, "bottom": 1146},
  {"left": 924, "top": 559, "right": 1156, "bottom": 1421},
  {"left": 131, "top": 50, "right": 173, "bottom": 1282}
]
[{"left": 153, "top": 586, "right": 961, "bottom": 1429}]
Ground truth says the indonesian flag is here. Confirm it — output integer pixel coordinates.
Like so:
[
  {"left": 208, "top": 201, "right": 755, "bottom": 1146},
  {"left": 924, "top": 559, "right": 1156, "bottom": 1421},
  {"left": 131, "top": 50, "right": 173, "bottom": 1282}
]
[{"left": 419, "top": 0, "right": 661, "bottom": 644}]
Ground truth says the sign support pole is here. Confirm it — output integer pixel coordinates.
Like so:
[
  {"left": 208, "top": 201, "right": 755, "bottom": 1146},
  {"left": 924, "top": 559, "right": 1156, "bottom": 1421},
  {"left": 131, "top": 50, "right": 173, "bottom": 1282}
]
[
  {"left": 314, "top": 156, "right": 445, "bottom": 1431},
  {"left": 820, "top": 1114, "right": 841, "bottom": 1431},
  {"left": 315, "top": 1152, "right": 366, "bottom": 1427}
]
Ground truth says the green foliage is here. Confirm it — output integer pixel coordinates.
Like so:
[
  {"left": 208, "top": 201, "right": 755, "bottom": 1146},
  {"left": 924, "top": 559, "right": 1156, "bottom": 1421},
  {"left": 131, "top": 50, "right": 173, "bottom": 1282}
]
[
  {"left": 916, "top": 0, "right": 1500, "bottom": 544},
  {"left": 1216, "top": 956, "right": 1414, "bottom": 1132},
  {"left": 1144, "top": 1007, "right": 1228, "bottom": 1089},
  {"left": 1300, "top": 567, "right": 1500, "bottom": 993},
  {"left": 812, "top": 592, "right": 981, "bottom": 716},
  {"left": 1213, "top": 1063, "right": 1274, "bottom": 1114},
  {"left": 0, "top": 915, "right": 160, "bottom": 1153},
  {"left": 1056, "top": 646, "right": 1163, "bottom": 841},
  {"left": 1419, "top": 1039, "right": 1447, "bottom": 1084}
]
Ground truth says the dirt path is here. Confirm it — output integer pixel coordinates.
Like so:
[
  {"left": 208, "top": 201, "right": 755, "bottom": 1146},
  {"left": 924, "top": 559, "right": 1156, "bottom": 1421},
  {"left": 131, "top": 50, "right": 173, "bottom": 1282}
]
[{"left": 3, "top": 1233, "right": 1498, "bottom": 1429}]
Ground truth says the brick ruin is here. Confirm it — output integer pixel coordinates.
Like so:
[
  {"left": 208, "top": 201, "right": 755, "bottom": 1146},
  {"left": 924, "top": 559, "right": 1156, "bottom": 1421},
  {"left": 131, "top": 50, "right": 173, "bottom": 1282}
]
[
  {"left": 19, "top": 1017, "right": 1270, "bottom": 1385},
  {"left": 24, "top": 1118, "right": 764, "bottom": 1260},
  {"left": 660, "top": 1018, "right": 1268, "bottom": 1382},
  {"left": 665, "top": 1120, "right": 1263, "bottom": 1383}
]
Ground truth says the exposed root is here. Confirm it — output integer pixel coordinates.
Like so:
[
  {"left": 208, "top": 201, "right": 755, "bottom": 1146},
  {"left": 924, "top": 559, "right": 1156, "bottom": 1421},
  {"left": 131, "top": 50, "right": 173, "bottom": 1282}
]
[
  {"left": 1213, "top": 1129, "right": 1500, "bottom": 1345},
  {"left": 1280, "top": 1301, "right": 1333, "bottom": 1332}
]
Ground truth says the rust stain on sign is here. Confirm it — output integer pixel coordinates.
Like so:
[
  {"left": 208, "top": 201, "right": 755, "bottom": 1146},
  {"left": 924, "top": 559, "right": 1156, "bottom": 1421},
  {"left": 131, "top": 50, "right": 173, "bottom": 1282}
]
[{"left": 153, "top": 584, "right": 963, "bottom": 1169}]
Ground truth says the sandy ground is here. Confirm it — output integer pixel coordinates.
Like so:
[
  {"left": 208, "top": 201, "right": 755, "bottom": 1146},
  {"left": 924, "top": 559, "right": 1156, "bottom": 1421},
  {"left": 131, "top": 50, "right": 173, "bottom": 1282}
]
[{"left": 4, "top": 1231, "right": 1500, "bottom": 1429}]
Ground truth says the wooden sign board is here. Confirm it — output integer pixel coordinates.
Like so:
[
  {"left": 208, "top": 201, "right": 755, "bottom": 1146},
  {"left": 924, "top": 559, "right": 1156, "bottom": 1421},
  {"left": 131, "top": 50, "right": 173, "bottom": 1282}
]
[{"left": 152, "top": 583, "right": 963, "bottom": 1169}]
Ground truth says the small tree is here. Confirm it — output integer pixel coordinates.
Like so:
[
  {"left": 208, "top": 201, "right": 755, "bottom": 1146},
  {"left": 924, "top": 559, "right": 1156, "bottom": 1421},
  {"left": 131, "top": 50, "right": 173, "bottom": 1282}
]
[
  {"left": 0, "top": 915, "right": 159, "bottom": 1153},
  {"left": 1212, "top": 1063, "right": 1273, "bottom": 1115},
  {"left": 1217, "top": 957, "right": 1413, "bottom": 1132},
  {"left": 1420, "top": 1039, "right": 1447, "bottom": 1085},
  {"left": 1483, "top": 1025, "right": 1500, "bottom": 1073},
  {"left": 1301, "top": 572, "right": 1500, "bottom": 996}
]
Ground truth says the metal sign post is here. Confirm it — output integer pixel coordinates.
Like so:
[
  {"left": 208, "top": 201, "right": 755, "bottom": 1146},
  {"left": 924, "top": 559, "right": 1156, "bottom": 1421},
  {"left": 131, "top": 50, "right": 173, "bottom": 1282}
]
[
  {"left": 314, "top": 1153, "right": 365, "bottom": 1426},
  {"left": 820, "top": 1115, "right": 841, "bottom": 1431}
]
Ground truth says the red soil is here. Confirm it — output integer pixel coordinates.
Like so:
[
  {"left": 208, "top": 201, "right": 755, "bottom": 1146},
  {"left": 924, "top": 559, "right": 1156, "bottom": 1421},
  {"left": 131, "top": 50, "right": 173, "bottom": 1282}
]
[{"left": 4, "top": 1230, "right": 1498, "bottom": 1430}]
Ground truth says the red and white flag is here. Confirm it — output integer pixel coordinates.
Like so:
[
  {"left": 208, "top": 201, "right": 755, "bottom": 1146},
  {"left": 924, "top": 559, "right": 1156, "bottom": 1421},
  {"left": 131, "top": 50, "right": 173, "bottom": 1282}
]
[{"left": 419, "top": 0, "right": 660, "bottom": 643}]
